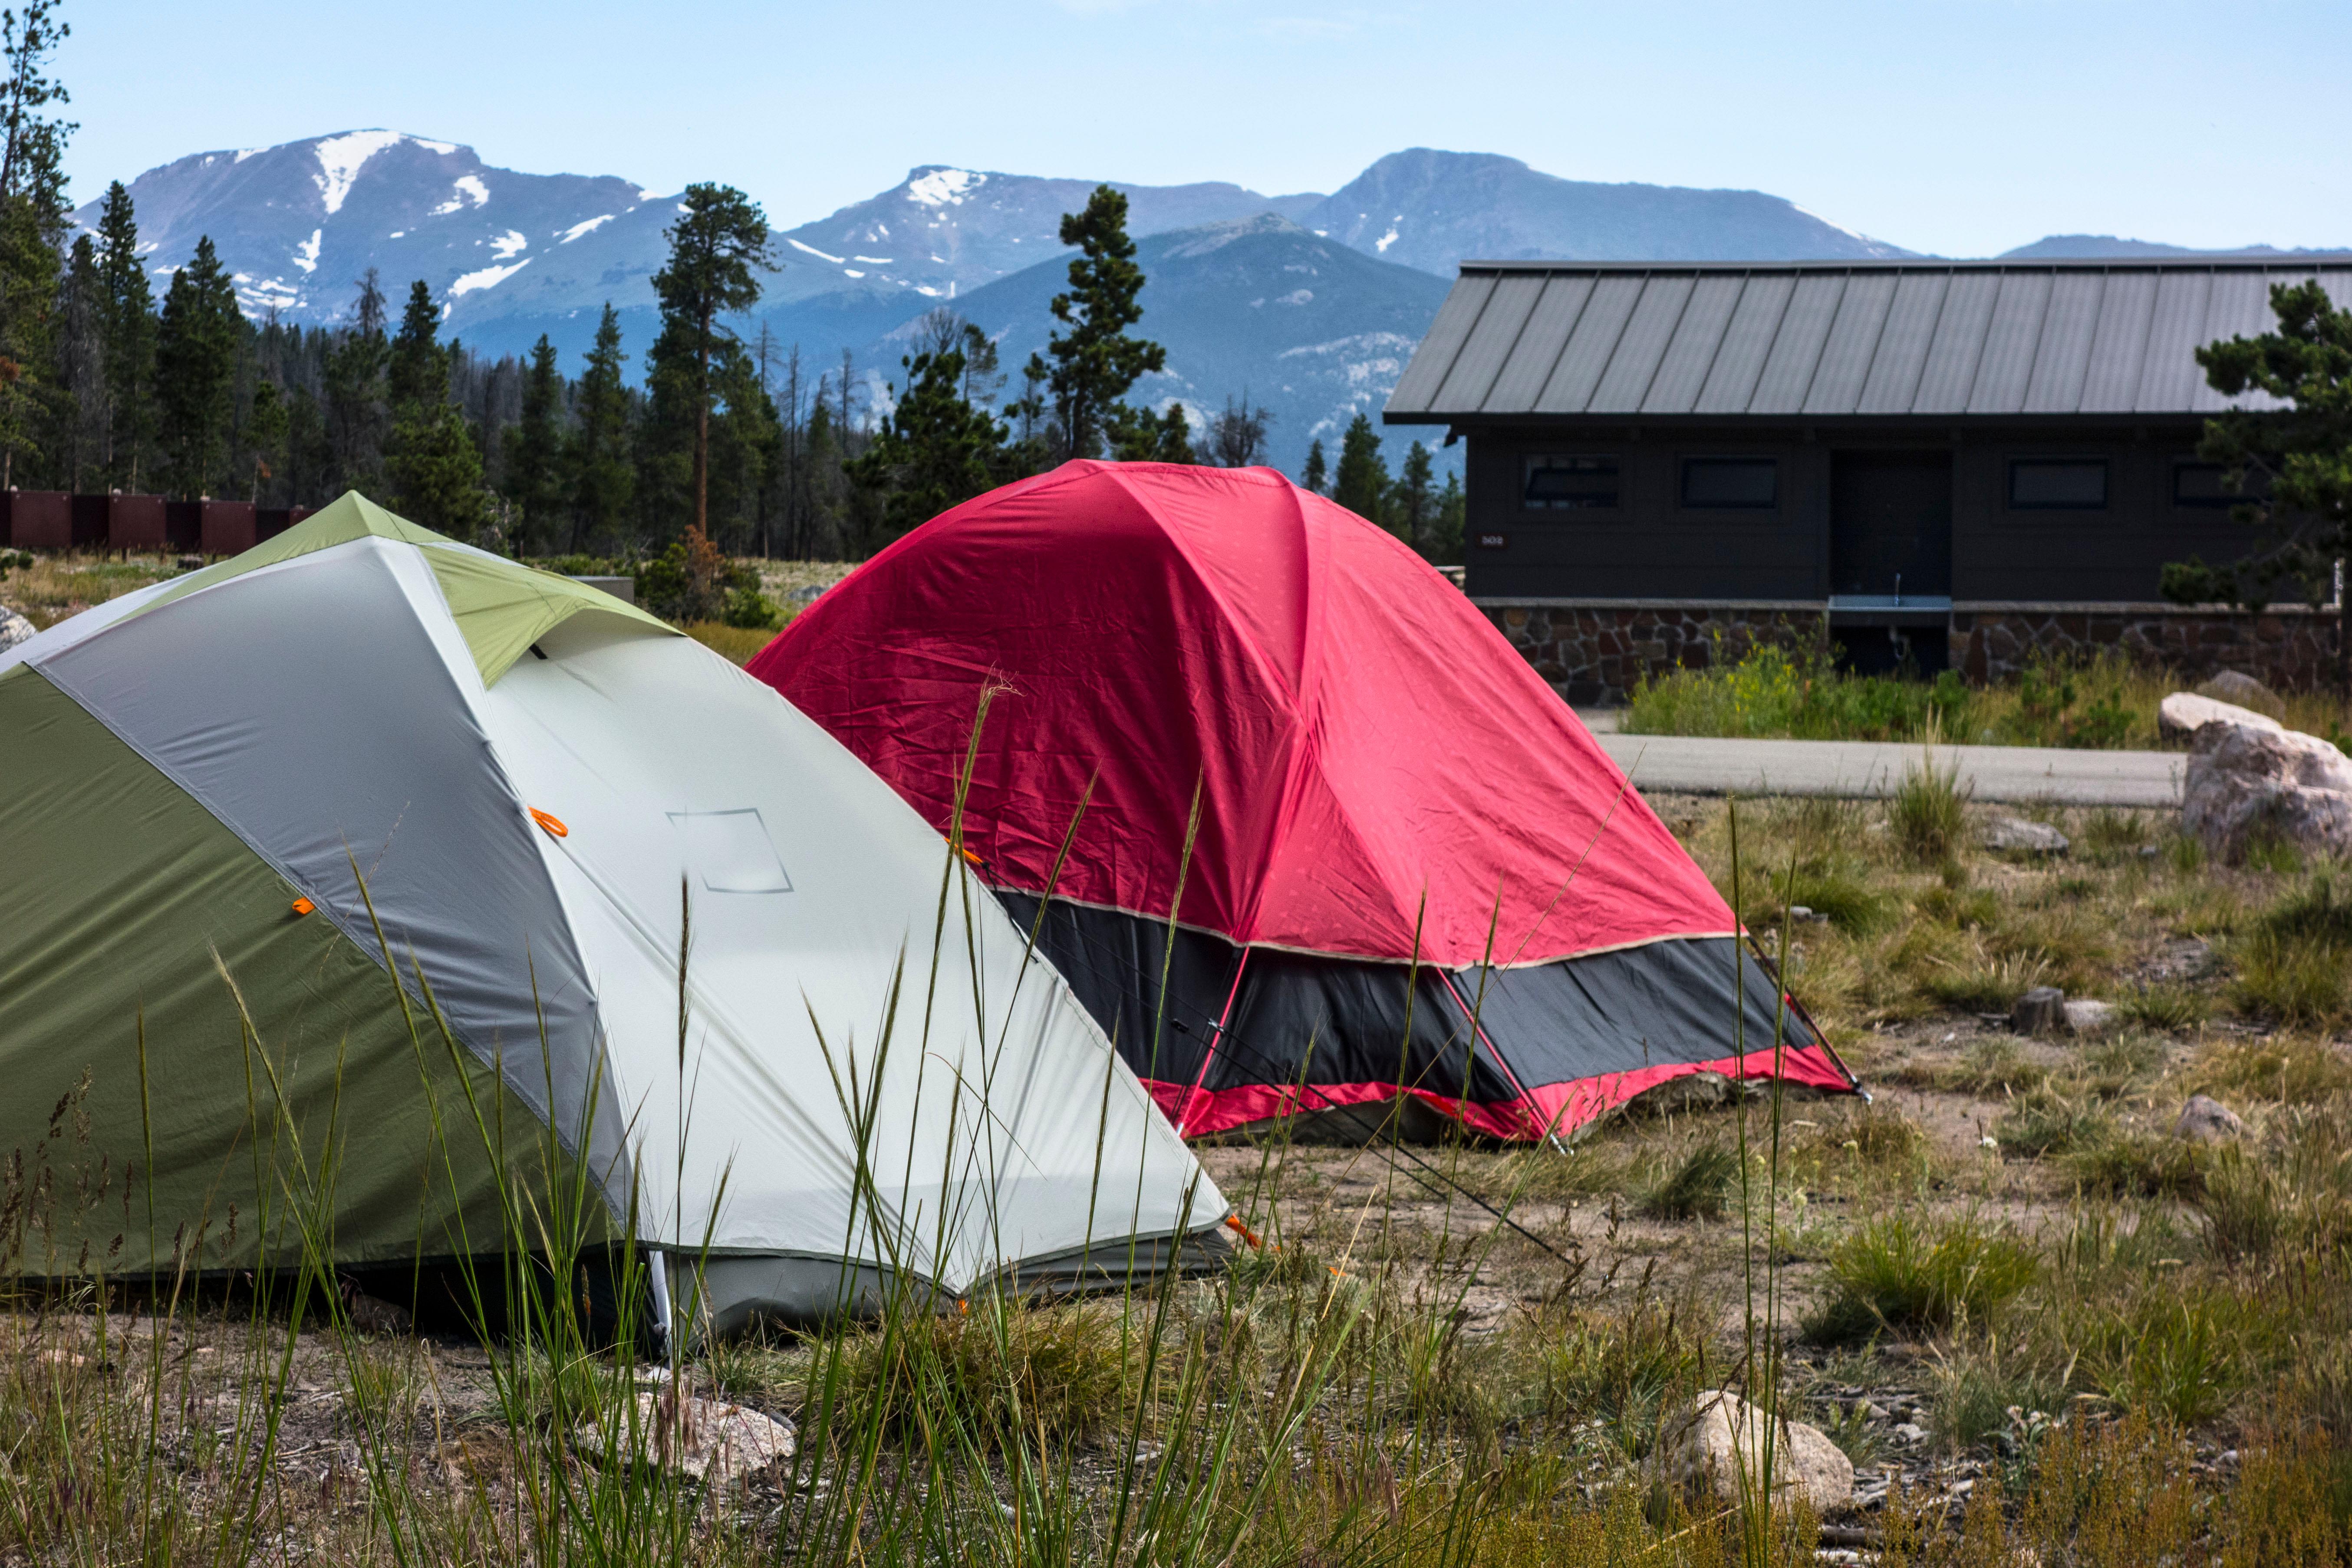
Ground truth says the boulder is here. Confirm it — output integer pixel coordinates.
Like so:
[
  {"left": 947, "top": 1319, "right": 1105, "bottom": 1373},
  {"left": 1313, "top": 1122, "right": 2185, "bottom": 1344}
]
[
  {"left": 2197, "top": 669, "right": 2287, "bottom": 718},
  {"left": 2175, "top": 1094, "right": 2245, "bottom": 1143},
  {"left": 2183, "top": 721, "right": 2352, "bottom": 863},
  {"left": 2158, "top": 691, "right": 2283, "bottom": 745},
  {"left": 2012, "top": 986, "right": 2066, "bottom": 1036},
  {"left": 1665, "top": 1388, "right": 1854, "bottom": 1515},
  {"left": 0, "top": 608, "right": 31, "bottom": 654},
  {"left": 580, "top": 1387, "right": 795, "bottom": 1484},
  {"left": 1982, "top": 815, "right": 2070, "bottom": 856},
  {"left": 2062, "top": 999, "right": 2117, "bottom": 1037}
]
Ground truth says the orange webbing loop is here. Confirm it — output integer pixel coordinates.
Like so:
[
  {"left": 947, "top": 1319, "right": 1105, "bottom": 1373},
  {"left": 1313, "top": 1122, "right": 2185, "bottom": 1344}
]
[{"left": 529, "top": 808, "right": 569, "bottom": 839}]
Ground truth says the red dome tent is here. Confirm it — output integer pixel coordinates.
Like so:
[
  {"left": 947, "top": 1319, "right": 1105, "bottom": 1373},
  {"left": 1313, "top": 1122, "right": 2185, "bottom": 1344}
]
[{"left": 750, "top": 463, "right": 1853, "bottom": 1140}]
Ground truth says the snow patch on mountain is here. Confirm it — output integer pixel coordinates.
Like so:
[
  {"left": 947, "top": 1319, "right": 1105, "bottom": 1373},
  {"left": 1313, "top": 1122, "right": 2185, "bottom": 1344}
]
[
  {"left": 313, "top": 130, "right": 408, "bottom": 215},
  {"left": 488, "top": 229, "right": 527, "bottom": 260},
  {"left": 432, "top": 175, "right": 491, "bottom": 215},
  {"left": 235, "top": 148, "right": 261, "bottom": 163},
  {"left": 448, "top": 257, "right": 531, "bottom": 298},
  {"left": 787, "top": 237, "right": 846, "bottom": 264},
  {"left": 906, "top": 168, "right": 983, "bottom": 207},
  {"left": 292, "top": 229, "right": 322, "bottom": 273},
  {"left": 558, "top": 214, "right": 613, "bottom": 243}
]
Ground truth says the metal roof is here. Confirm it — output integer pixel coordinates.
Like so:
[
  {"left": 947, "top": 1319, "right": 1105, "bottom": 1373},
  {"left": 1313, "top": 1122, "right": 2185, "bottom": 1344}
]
[{"left": 1384, "top": 260, "right": 2352, "bottom": 424}]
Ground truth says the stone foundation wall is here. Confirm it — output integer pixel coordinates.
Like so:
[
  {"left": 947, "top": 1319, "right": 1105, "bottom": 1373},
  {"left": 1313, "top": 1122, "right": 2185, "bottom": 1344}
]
[
  {"left": 1482, "top": 602, "right": 1829, "bottom": 705},
  {"left": 1484, "top": 599, "right": 2346, "bottom": 704},
  {"left": 1952, "top": 605, "right": 2339, "bottom": 690}
]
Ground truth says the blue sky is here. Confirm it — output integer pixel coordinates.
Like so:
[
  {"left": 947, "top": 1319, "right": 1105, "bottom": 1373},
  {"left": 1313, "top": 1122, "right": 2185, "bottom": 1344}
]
[{"left": 56, "top": 0, "right": 2352, "bottom": 257}]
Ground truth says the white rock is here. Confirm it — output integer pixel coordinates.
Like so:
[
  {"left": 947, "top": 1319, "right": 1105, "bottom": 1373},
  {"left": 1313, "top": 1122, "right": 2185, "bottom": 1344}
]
[
  {"left": 1665, "top": 1388, "right": 1854, "bottom": 1515},
  {"left": 2183, "top": 721, "right": 2352, "bottom": 863},
  {"left": 1981, "top": 815, "right": 2069, "bottom": 855},
  {"left": 2062, "top": 999, "right": 2117, "bottom": 1037},
  {"left": 2175, "top": 1094, "right": 2245, "bottom": 1143},
  {"left": 2158, "top": 691, "right": 2282, "bottom": 745},
  {"left": 0, "top": 609, "right": 31, "bottom": 653},
  {"left": 580, "top": 1388, "right": 795, "bottom": 1484}
]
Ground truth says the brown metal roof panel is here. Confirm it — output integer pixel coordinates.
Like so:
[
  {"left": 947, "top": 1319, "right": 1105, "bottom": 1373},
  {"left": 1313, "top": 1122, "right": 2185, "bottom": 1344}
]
[
  {"left": 2134, "top": 270, "right": 2214, "bottom": 412},
  {"left": 1483, "top": 274, "right": 1594, "bottom": 412},
  {"left": 1803, "top": 271, "right": 1898, "bottom": 414},
  {"left": 1384, "top": 272, "right": 1489, "bottom": 416},
  {"left": 2022, "top": 271, "right": 2105, "bottom": 413},
  {"left": 1588, "top": 275, "right": 1696, "bottom": 412},
  {"left": 1535, "top": 275, "right": 1646, "bottom": 413},
  {"left": 1643, "top": 274, "right": 1746, "bottom": 414},
  {"left": 1747, "top": 273, "right": 1847, "bottom": 413},
  {"left": 1856, "top": 272, "right": 1948, "bottom": 414},
  {"left": 1965, "top": 271, "right": 2055, "bottom": 413},
  {"left": 1426, "top": 273, "right": 1534, "bottom": 414},
  {"left": 2075, "top": 270, "right": 2158, "bottom": 412},
  {"left": 1693, "top": 274, "right": 1795, "bottom": 414}
]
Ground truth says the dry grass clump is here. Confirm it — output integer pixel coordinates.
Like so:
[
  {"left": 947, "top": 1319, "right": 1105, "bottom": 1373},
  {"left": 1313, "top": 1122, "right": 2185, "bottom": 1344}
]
[
  {"left": 823, "top": 1294, "right": 1146, "bottom": 1446},
  {"left": 2, "top": 551, "right": 181, "bottom": 629},
  {"left": 2192, "top": 1034, "right": 2352, "bottom": 1105},
  {"left": 681, "top": 620, "right": 783, "bottom": 665},
  {"left": 2229, "top": 873, "right": 2352, "bottom": 1027},
  {"left": 1636, "top": 1143, "right": 1739, "bottom": 1221}
]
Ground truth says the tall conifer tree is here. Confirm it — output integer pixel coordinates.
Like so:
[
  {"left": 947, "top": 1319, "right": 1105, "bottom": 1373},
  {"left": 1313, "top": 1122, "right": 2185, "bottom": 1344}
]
[
  {"left": 94, "top": 181, "right": 153, "bottom": 489},
  {"left": 153, "top": 236, "right": 240, "bottom": 499},
  {"left": 568, "top": 303, "right": 634, "bottom": 551},
  {"left": 649, "top": 184, "right": 776, "bottom": 537},
  {"left": 1331, "top": 412, "right": 1389, "bottom": 525},
  {"left": 1033, "top": 185, "right": 1164, "bottom": 462},
  {"left": 502, "top": 334, "right": 566, "bottom": 553}
]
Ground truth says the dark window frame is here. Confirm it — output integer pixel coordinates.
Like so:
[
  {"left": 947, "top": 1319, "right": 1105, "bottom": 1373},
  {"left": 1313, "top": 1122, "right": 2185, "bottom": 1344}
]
[
  {"left": 2172, "top": 460, "right": 2254, "bottom": 510},
  {"left": 1679, "top": 456, "right": 1780, "bottom": 511},
  {"left": 1522, "top": 453, "right": 1621, "bottom": 512},
  {"left": 2007, "top": 457, "right": 2109, "bottom": 511}
]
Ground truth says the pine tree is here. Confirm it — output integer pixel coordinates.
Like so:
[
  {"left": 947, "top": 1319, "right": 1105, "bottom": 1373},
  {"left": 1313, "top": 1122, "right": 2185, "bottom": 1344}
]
[
  {"left": 242, "top": 377, "right": 286, "bottom": 501},
  {"left": 568, "top": 303, "right": 634, "bottom": 551},
  {"left": 2165, "top": 280, "right": 2352, "bottom": 689},
  {"left": 324, "top": 270, "right": 388, "bottom": 494},
  {"left": 1432, "top": 471, "right": 1465, "bottom": 563},
  {"left": 1202, "top": 393, "right": 1272, "bottom": 467},
  {"left": 502, "top": 334, "right": 566, "bottom": 553},
  {"left": 380, "top": 278, "right": 488, "bottom": 539},
  {"left": 153, "top": 236, "right": 241, "bottom": 499},
  {"left": 1300, "top": 438, "right": 1328, "bottom": 495},
  {"left": 53, "top": 231, "right": 100, "bottom": 488},
  {"left": 649, "top": 183, "right": 776, "bottom": 537},
  {"left": 848, "top": 334, "right": 1010, "bottom": 539},
  {"left": 0, "top": 0, "right": 68, "bottom": 491},
  {"left": 386, "top": 279, "right": 444, "bottom": 413},
  {"left": 1389, "top": 439, "right": 1435, "bottom": 551},
  {"left": 1038, "top": 185, "right": 1165, "bottom": 461},
  {"left": 94, "top": 181, "right": 154, "bottom": 489},
  {"left": 1331, "top": 412, "right": 1389, "bottom": 525},
  {"left": 1127, "top": 403, "right": 1193, "bottom": 464}
]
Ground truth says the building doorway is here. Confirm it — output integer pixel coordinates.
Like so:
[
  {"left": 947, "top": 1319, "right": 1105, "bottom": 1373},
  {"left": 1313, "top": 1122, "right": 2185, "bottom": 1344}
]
[
  {"left": 1831, "top": 451, "right": 1953, "bottom": 677},
  {"left": 1832, "top": 451, "right": 1952, "bottom": 600}
]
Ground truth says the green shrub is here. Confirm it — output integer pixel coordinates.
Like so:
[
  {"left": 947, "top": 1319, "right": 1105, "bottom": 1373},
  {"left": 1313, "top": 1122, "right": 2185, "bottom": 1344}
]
[
  {"left": 1623, "top": 634, "right": 1975, "bottom": 743},
  {"left": 1890, "top": 752, "right": 1968, "bottom": 864},
  {"left": 1541, "top": 1296, "right": 1709, "bottom": 1446},
  {"left": 1995, "top": 1087, "right": 2110, "bottom": 1157},
  {"left": 2121, "top": 982, "right": 2211, "bottom": 1033},
  {"left": 826, "top": 1296, "right": 1138, "bottom": 1446},
  {"left": 1806, "top": 1212, "right": 2037, "bottom": 1344},
  {"left": 1748, "top": 864, "right": 1892, "bottom": 934},
  {"left": 1637, "top": 1144, "right": 1739, "bottom": 1221},
  {"left": 2063, "top": 1132, "right": 2206, "bottom": 1199}
]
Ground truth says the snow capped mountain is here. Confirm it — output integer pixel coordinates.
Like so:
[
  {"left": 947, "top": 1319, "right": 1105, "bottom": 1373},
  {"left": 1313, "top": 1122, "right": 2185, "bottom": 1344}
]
[
  {"left": 1294, "top": 149, "right": 1911, "bottom": 275},
  {"left": 876, "top": 213, "right": 1453, "bottom": 476},
  {"left": 72, "top": 129, "right": 667, "bottom": 328}
]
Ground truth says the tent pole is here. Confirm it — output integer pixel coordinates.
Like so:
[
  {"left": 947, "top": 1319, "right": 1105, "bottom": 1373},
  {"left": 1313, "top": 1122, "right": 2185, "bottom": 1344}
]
[
  {"left": 1174, "top": 947, "right": 1252, "bottom": 1137},
  {"left": 1437, "top": 968, "right": 1575, "bottom": 1157}
]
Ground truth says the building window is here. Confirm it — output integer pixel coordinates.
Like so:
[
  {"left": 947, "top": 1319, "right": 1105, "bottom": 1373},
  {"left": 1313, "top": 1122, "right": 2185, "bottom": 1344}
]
[
  {"left": 2174, "top": 461, "right": 2253, "bottom": 509},
  {"left": 1523, "top": 455, "right": 1619, "bottom": 510},
  {"left": 2008, "top": 458, "right": 2108, "bottom": 510},
  {"left": 1680, "top": 457, "right": 1778, "bottom": 510}
]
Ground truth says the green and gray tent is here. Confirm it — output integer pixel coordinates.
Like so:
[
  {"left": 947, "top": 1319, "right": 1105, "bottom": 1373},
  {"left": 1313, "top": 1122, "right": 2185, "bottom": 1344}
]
[{"left": 0, "top": 493, "right": 1221, "bottom": 1332}]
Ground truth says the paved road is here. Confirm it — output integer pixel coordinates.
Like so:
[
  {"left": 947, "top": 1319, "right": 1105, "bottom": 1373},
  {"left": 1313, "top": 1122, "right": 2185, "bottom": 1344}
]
[{"left": 1586, "top": 729, "right": 2185, "bottom": 808}]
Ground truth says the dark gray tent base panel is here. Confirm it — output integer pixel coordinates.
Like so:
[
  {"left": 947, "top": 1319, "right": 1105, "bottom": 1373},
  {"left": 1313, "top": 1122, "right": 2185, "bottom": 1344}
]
[
  {"left": 684, "top": 1229, "right": 1233, "bottom": 1337},
  {"left": 995, "top": 892, "right": 1857, "bottom": 1141}
]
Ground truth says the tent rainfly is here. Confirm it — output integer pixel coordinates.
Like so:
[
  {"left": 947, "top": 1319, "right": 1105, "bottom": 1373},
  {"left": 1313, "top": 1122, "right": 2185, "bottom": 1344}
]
[
  {"left": 0, "top": 493, "right": 1221, "bottom": 1334},
  {"left": 750, "top": 462, "right": 1857, "bottom": 1142}
]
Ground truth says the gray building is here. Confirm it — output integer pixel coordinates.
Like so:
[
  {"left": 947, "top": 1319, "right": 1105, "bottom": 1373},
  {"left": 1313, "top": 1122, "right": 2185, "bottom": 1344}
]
[{"left": 1384, "top": 259, "right": 2349, "bottom": 700}]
